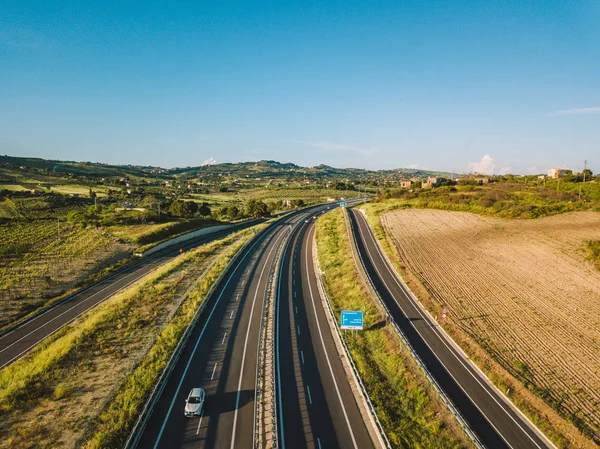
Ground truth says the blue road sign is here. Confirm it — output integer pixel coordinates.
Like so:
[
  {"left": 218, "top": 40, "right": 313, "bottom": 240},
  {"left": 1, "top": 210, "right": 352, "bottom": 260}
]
[{"left": 340, "top": 310, "right": 363, "bottom": 330}]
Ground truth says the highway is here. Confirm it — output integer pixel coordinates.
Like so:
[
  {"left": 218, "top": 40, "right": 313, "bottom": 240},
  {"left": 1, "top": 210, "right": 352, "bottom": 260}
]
[
  {"left": 136, "top": 207, "right": 325, "bottom": 449},
  {"left": 0, "top": 221, "right": 258, "bottom": 369},
  {"left": 348, "top": 208, "right": 552, "bottom": 449},
  {"left": 276, "top": 212, "right": 376, "bottom": 449}
]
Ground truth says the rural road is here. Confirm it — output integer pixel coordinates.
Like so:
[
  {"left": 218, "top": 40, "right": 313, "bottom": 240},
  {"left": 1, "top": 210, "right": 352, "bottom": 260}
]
[
  {"left": 276, "top": 212, "right": 375, "bottom": 449},
  {"left": 0, "top": 220, "right": 259, "bottom": 369},
  {"left": 348, "top": 208, "right": 552, "bottom": 449}
]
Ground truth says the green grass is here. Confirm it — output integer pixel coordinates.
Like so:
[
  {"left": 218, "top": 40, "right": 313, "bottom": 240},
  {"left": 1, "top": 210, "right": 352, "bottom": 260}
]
[
  {"left": 316, "top": 209, "right": 469, "bottom": 449},
  {"left": 585, "top": 240, "right": 600, "bottom": 271},
  {"left": 373, "top": 182, "right": 600, "bottom": 219}
]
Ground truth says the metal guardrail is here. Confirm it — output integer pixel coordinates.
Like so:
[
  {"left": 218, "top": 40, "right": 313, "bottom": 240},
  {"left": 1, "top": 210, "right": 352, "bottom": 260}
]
[
  {"left": 344, "top": 208, "right": 486, "bottom": 449},
  {"left": 312, "top": 220, "right": 392, "bottom": 449},
  {"left": 124, "top": 224, "right": 270, "bottom": 449}
]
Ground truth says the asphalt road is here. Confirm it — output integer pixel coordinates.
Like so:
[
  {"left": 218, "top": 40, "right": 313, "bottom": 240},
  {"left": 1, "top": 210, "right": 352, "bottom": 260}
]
[
  {"left": 276, "top": 213, "right": 376, "bottom": 449},
  {"left": 0, "top": 221, "right": 258, "bottom": 369},
  {"left": 136, "top": 207, "right": 324, "bottom": 449},
  {"left": 348, "top": 208, "right": 552, "bottom": 449}
]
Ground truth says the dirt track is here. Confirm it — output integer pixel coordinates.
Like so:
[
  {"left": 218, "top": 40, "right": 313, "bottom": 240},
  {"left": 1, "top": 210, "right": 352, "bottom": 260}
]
[{"left": 381, "top": 209, "right": 600, "bottom": 438}]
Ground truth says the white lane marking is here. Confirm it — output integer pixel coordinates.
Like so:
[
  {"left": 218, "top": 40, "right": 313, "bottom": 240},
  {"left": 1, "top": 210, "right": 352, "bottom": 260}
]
[
  {"left": 0, "top": 265, "right": 155, "bottom": 357},
  {"left": 354, "top": 212, "right": 543, "bottom": 449},
  {"left": 300, "top": 350, "right": 305, "bottom": 364},
  {"left": 295, "top": 306, "right": 298, "bottom": 314},
  {"left": 230, "top": 310, "right": 234, "bottom": 319},
  {"left": 222, "top": 333, "right": 227, "bottom": 344},
  {"left": 211, "top": 363, "right": 218, "bottom": 380},
  {"left": 196, "top": 409, "right": 204, "bottom": 435},
  {"left": 236, "top": 294, "right": 240, "bottom": 301},
  {"left": 304, "top": 226, "right": 359, "bottom": 449},
  {"left": 0, "top": 251, "right": 162, "bottom": 343},
  {"left": 230, "top": 229, "right": 287, "bottom": 449},
  {"left": 293, "top": 279, "right": 295, "bottom": 285},
  {"left": 297, "top": 325, "right": 300, "bottom": 336},
  {"left": 306, "top": 385, "right": 312, "bottom": 405},
  {"left": 317, "top": 438, "right": 322, "bottom": 449},
  {"left": 152, "top": 227, "right": 273, "bottom": 449},
  {"left": 294, "top": 291, "right": 296, "bottom": 298}
]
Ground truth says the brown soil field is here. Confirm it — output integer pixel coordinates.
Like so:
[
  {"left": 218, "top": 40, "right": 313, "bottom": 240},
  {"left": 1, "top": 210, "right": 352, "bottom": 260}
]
[{"left": 380, "top": 209, "right": 600, "bottom": 441}]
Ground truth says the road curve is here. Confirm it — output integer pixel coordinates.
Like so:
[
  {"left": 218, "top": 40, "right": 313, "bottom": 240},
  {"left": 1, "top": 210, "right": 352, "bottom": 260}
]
[
  {"left": 135, "top": 207, "right": 325, "bottom": 449},
  {"left": 276, "top": 211, "right": 376, "bottom": 449},
  {"left": 348, "top": 207, "right": 552, "bottom": 449},
  {"left": 0, "top": 221, "right": 258, "bottom": 370}
]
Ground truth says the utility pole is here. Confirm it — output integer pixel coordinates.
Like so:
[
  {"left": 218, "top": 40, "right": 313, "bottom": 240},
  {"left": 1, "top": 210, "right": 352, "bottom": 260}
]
[{"left": 583, "top": 160, "right": 588, "bottom": 183}]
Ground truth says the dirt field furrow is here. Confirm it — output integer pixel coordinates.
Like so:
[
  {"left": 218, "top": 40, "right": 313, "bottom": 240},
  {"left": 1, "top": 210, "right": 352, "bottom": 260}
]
[{"left": 380, "top": 209, "right": 600, "bottom": 438}]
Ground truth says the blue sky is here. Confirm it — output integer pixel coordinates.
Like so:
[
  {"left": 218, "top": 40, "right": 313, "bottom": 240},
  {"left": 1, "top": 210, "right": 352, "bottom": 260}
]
[{"left": 1, "top": 1, "right": 599, "bottom": 174}]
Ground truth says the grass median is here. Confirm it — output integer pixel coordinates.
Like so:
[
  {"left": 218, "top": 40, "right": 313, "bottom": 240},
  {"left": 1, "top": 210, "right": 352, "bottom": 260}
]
[{"left": 315, "top": 208, "right": 471, "bottom": 449}]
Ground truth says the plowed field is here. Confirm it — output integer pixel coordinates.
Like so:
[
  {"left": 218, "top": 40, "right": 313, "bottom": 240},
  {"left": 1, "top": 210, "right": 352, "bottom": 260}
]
[{"left": 381, "top": 209, "right": 600, "bottom": 440}]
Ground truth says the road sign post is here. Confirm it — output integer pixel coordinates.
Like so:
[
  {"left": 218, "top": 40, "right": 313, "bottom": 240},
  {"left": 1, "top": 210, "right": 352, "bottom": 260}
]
[{"left": 340, "top": 310, "right": 363, "bottom": 330}]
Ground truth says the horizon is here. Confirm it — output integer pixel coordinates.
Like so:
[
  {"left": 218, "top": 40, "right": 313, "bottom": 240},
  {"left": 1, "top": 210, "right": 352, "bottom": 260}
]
[
  {"left": 1, "top": 1, "right": 598, "bottom": 174},
  {"left": 3, "top": 152, "right": 580, "bottom": 177}
]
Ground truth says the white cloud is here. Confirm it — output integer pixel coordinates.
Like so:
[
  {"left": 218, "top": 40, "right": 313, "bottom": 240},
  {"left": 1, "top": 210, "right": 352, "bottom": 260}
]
[
  {"left": 300, "top": 141, "right": 378, "bottom": 155},
  {"left": 551, "top": 107, "right": 600, "bottom": 116},
  {"left": 407, "top": 163, "right": 420, "bottom": 169},
  {"left": 527, "top": 166, "right": 538, "bottom": 174},
  {"left": 499, "top": 166, "right": 512, "bottom": 175},
  {"left": 468, "top": 155, "right": 496, "bottom": 175},
  {"left": 200, "top": 157, "right": 217, "bottom": 166}
]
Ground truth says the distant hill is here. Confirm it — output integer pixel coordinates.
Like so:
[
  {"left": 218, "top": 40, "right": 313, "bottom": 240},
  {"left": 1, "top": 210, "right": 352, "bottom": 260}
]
[{"left": 0, "top": 155, "right": 452, "bottom": 182}]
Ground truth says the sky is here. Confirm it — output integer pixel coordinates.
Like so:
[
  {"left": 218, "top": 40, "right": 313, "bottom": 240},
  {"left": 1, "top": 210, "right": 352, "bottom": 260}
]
[{"left": 1, "top": 0, "right": 599, "bottom": 174}]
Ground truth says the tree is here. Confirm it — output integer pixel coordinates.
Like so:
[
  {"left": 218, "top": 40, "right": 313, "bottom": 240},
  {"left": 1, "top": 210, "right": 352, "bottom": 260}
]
[
  {"left": 170, "top": 199, "right": 198, "bottom": 218},
  {"left": 245, "top": 199, "right": 269, "bottom": 218},
  {"left": 228, "top": 206, "right": 239, "bottom": 219},
  {"left": 198, "top": 202, "right": 211, "bottom": 217}
]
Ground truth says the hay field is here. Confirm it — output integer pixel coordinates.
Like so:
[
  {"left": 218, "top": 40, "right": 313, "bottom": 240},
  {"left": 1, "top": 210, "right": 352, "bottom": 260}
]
[{"left": 380, "top": 209, "right": 600, "bottom": 440}]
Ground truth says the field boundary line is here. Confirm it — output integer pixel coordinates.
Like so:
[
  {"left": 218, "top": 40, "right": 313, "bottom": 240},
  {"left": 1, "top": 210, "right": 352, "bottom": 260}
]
[
  {"left": 346, "top": 208, "right": 487, "bottom": 448},
  {"left": 357, "top": 207, "right": 558, "bottom": 449}
]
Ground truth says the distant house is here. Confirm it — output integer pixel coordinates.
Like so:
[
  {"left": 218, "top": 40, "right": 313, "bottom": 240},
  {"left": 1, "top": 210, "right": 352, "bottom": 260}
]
[
  {"left": 400, "top": 179, "right": 412, "bottom": 189},
  {"left": 422, "top": 177, "right": 442, "bottom": 189},
  {"left": 327, "top": 197, "right": 336, "bottom": 202},
  {"left": 547, "top": 168, "right": 572, "bottom": 179},
  {"left": 537, "top": 175, "right": 546, "bottom": 180},
  {"left": 474, "top": 177, "right": 489, "bottom": 185}
]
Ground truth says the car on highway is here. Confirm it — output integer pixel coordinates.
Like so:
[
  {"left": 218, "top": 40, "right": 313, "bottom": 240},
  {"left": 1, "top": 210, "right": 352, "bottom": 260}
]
[{"left": 184, "top": 388, "right": 205, "bottom": 417}]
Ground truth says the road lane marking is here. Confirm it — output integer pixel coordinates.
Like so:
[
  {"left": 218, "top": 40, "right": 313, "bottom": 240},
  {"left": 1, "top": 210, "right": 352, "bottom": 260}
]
[
  {"left": 230, "top": 310, "right": 234, "bottom": 319},
  {"left": 295, "top": 306, "right": 298, "bottom": 314},
  {"left": 300, "top": 350, "right": 304, "bottom": 364},
  {"left": 294, "top": 291, "right": 296, "bottom": 298},
  {"left": 222, "top": 333, "right": 227, "bottom": 344},
  {"left": 196, "top": 409, "right": 204, "bottom": 435},
  {"left": 236, "top": 294, "right": 240, "bottom": 301},
  {"left": 304, "top": 225, "right": 359, "bottom": 449},
  {"left": 152, "top": 226, "right": 274, "bottom": 449},
  {"left": 317, "top": 438, "right": 322, "bottom": 449},
  {"left": 211, "top": 363, "right": 218, "bottom": 380},
  {"left": 297, "top": 325, "right": 300, "bottom": 336},
  {"left": 306, "top": 385, "right": 312, "bottom": 405},
  {"left": 230, "top": 228, "right": 287, "bottom": 449}
]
